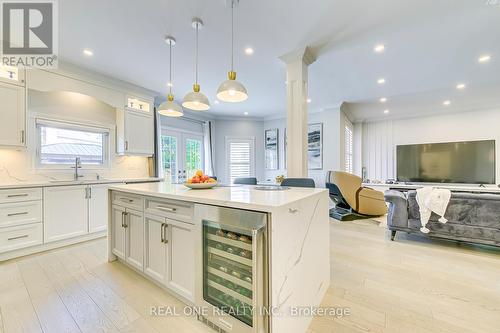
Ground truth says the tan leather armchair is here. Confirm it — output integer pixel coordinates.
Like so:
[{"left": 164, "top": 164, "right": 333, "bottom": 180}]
[{"left": 327, "top": 171, "right": 387, "bottom": 216}]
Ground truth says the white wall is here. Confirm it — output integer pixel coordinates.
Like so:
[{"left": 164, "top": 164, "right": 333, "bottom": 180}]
[
  {"left": 358, "top": 108, "right": 500, "bottom": 184},
  {"left": 213, "top": 119, "right": 265, "bottom": 184},
  {"left": 263, "top": 107, "right": 344, "bottom": 187}
]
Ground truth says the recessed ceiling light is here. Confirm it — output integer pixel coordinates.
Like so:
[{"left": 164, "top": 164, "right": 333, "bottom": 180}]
[
  {"left": 380, "top": 97, "right": 387, "bottom": 103},
  {"left": 374, "top": 44, "right": 385, "bottom": 53},
  {"left": 377, "top": 78, "right": 386, "bottom": 85},
  {"left": 443, "top": 100, "right": 451, "bottom": 106},
  {"left": 214, "top": 100, "right": 220, "bottom": 104},
  {"left": 307, "top": 98, "right": 312, "bottom": 103},
  {"left": 456, "top": 83, "right": 466, "bottom": 90},
  {"left": 478, "top": 55, "right": 491, "bottom": 63},
  {"left": 83, "top": 49, "right": 93, "bottom": 56},
  {"left": 383, "top": 109, "right": 389, "bottom": 114},
  {"left": 244, "top": 47, "right": 254, "bottom": 55},
  {"left": 244, "top": 112, "right": 249, "bottom": 115}
]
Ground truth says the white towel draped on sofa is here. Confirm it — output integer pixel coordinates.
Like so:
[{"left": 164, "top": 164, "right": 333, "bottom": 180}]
[{"left": 416, "top": 187, "right": 452, "bottom": 233}]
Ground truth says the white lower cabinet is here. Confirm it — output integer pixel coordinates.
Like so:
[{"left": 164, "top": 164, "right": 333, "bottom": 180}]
[
  {"left": 0, "top": 223, "right": 42, "bottom": 253},
  {"left": 88, "top": 184, "right": 109, "bottom": 233},
  {"left": 144, "top": 215, "right": 169, "bottom": 284},
  {"left": 44, "top": 186, "right": 88, "bottom": 243},
  {"left": 44, "top": 184, "right": 109, "bottom": 244},
  {"left": 111, "top": 205, "right": 126, "bottom": 259},
  {"left": 112, "top": 204, "right": 144, "bottom": 271},
  {"left": 167, "top": 219, "right": 195, "bottom": 302},
  {"left": 125, "top": 209, "right": 144, "bottom": 271},
  {"left": 112, "top": 191, "right": 196, "bottom": 302}
]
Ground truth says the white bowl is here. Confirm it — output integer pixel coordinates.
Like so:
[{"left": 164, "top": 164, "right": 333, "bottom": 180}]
[{"left": 183, "top": 182, "right": 218, "bottom": 189}]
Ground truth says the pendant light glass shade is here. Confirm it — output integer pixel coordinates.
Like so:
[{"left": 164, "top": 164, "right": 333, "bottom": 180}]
[
  {"left": 217, "top": 0, "right": 248, "bottom": 103},
  {"left": 183, "top": 84, "right": 210, "bottom": 111},
  {"left": 158, "top": 94, "right": 183, "bottom": 117},
  {"left": 217, "top": 71, "right": 248, "bottom": 102},
  {"left": 159, "top": 36, "right": 183, "bottom": 117},
  {"left": 183, "top": 18, "right": 210, "bottom": 111}
]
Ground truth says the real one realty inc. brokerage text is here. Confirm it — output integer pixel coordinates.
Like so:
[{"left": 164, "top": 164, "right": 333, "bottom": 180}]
[{"left": 150, "top": 305, "right": 351, "bottom": 318}]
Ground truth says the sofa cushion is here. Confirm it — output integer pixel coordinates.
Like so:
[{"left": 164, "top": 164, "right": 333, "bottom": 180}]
[
  {"left": 409, "top": 219, "right": 500, "bottom": 242},
  {"left": 407, "top": 191, "right": 500, "bottom": 229}
]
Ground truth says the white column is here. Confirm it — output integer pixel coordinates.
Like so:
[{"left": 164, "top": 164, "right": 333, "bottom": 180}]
[{"left": 280, "top": 47, "right": 316, "bottom": 177}]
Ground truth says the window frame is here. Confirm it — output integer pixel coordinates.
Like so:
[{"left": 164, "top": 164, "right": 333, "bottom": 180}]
[
  {"left": 225, "top": 136, "right": 255, "bottom": 184},
  {"left": 35, "top": 118, "right": 111, "bottom": 170}
]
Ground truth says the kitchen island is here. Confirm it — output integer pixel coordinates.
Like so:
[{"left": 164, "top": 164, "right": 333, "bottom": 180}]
[{"left": 107, "top": 182, "right": 330, "bottom": 333}]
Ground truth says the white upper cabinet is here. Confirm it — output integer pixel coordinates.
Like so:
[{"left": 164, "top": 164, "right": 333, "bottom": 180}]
[
  {"left": 116, "top": 96, "right": 154, "bottom": 156},
  {"left": 0, "top": 65, "right": 25, "bottom": 87},
  {"left": 0, "top": 81, "right": 26, "bottom": 148}
]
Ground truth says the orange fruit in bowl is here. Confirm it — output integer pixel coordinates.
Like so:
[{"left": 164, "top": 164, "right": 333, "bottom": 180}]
[{"left": 195, "top": 170, "right": 204, "bottom": 177}]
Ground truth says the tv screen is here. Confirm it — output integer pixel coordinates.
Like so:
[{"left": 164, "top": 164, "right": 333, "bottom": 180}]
[{"left": 397, "top": 140, "right": 496, "bottom": 184}]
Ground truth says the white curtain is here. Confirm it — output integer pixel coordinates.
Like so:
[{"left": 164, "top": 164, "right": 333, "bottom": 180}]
[
  {"left": 203, "top": 121, "right": 215, "bottom": 177},
  {"left": 156, "top": 110, "right": 164, "bottom": 179}
]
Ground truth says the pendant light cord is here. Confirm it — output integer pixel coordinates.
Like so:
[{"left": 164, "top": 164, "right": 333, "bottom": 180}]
[
  {"left": 195, "top": 22, "right": 199, "bottom": 85},
  {"left": 231, "top": 0, "right": 234, "bottom": 72},
  {"left": 169, "top": 41, "right": 172, "bottom": 95}
]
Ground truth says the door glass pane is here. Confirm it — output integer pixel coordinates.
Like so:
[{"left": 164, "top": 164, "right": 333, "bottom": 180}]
[
  {"left": 185, "top": 138, "right": 202, "bottom": 179},
  {"left": 203, "top": 220, "right": 254, "bottom": 326},
  {"left": 162, "top": 135, "right": 178, "bottom": 183}
]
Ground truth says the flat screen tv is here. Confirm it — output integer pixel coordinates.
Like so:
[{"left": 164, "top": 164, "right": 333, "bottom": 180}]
[{"left": 397, "top": 140, "right": 496, "bottom": 184}]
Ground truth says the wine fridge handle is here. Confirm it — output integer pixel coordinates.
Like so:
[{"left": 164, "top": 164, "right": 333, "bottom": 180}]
[{"left": 252, "top": 226, "right": 266, "bottom": 332}]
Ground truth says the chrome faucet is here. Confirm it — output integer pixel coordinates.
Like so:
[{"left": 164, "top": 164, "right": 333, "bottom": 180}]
[{"left": 72, "top": 157, "right": 83, "bottom": 180}]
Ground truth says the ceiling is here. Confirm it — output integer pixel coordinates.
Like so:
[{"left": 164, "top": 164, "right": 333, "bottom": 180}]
[{"left": 58, "top": 0, "right": 500, "bottom": 120}]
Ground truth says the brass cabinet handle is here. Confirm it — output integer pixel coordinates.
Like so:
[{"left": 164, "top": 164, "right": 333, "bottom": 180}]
[
  {"left": 160, "top": 223, "right": 165, "bottom": 243},
  {"left": 8, "top": 234, "right": 29, "bottom": 241},
  {"left": 7, "top": 212, "right": 29, "bottom": 217},
  {"left": 157, "top": 206, "right": 177, "bottom": 213},
  {"left": 162, "top": 224, "right": 169, "bottom": 243},
  {"left": 123, "top": 212, "right": 129, "bottom": 228},
  {"left": 7, "top": 194, "right": 29, "bottom": 198}
]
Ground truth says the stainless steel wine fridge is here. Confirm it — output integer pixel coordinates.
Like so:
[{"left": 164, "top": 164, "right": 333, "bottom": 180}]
[{"left": 195, "top": 204, "right": 269, "bottom": 333}]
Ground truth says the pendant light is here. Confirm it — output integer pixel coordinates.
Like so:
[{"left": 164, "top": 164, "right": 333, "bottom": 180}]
[
  {"left": 217, "top": 0, "right": 248, "bottom": 103},
  {"left": 182, "top": 18, "right": 210, "bottom": 111},
  {"left": 158, "top": 36, "right": 183, "bottom": 117}
]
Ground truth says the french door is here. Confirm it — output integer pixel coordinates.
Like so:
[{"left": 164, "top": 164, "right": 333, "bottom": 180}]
[{"left": 162, "top": 129, "right": 204, "bottom": 183}]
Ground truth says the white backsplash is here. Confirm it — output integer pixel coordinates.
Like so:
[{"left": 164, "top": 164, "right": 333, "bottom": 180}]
[{"left": 0, "top": 149, "right": 150, "bottom": 184}]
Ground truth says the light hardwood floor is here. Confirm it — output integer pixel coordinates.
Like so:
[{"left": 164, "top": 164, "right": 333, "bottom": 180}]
[{"left": 1, "top": 220, "right": 499, "bottom": 333}]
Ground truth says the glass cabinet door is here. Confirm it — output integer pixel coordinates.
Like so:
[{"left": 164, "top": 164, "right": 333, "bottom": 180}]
[{"left": 202, "top": 220, "right": 254, "bottom": 326}]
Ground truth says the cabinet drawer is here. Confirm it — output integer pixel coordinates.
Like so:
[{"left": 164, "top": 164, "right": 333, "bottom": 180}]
[
  {"left": 0, "top": 223, "right": 43, "bottom": 253},
  {"left": 145, "top": 198, "right": 193, "bottom": 223},
  {"left": 0, "top": 201, "right": 42, "bottom": 228},
  {"left": 0, "top": 188, "right": 42, "bottom": 203},
  {"left": 112, "top": 191, "right": 144, "bottom": 211}
]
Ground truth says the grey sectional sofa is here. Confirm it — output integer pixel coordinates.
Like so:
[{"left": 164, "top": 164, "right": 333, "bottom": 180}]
[{"left": 385, "top": 190, "right": 500, "bottom": 247}]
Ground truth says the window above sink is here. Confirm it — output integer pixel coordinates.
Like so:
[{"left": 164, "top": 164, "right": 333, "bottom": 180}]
[{"left": 35, "top": 119, "right": 110, "bottom": 169}]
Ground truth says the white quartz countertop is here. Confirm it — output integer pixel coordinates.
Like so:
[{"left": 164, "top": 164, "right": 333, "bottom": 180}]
[
  {"left": 110, "top": 182, "right": 328, "bottom": 212},
  {"left": 0, "top": 177, "right": 162, "bottom": 190}
]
